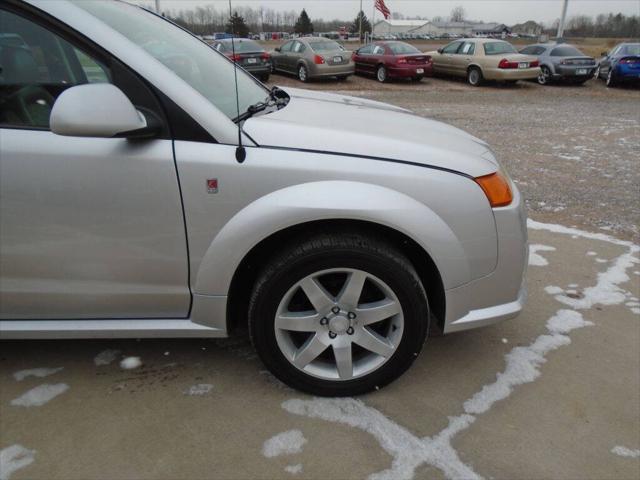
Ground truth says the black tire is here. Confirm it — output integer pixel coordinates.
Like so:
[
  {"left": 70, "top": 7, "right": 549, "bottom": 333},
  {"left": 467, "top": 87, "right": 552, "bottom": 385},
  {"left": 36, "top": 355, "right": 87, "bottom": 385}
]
[
  {"left": 376, "top": 65, "right": 388, "bottom": 83},
  {"left": 467, "top": 66, "right": 483, "bottom": 86},
  {"left": 606, "top": 69, "right": 617, "bottom": 87},
  {"left": 413, "top": 76, "right": 424, "bottom": 82},
  {"left": 248, "top": 232, "right": 430, "bottom": 397},
  {"left": 538, "top": 66, "right": 552, "bottom": 85},
  {"left": 336, "top": 75, "right": 349, "bottom": 81},
  {"left": 298, "top": 64, "right": 309, "bottom": 83}
]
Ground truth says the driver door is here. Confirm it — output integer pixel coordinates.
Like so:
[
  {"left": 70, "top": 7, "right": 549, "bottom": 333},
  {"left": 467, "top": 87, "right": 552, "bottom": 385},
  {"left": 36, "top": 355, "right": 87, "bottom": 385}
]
[{"left": 0, "top": 7, "right": 190, "bottom": 319}]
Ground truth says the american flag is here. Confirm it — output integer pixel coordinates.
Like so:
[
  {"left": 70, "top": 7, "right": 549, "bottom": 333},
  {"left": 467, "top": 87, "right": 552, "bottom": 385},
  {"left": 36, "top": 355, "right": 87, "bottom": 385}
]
[{"left": 375, "top": 0, "right": 391, "bottom": 19}]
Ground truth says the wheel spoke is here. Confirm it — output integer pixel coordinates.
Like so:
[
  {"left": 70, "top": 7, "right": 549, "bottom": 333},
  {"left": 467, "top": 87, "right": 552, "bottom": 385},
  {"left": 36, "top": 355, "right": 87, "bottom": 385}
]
[
  {"left": 356, "top": 299, "right": 401, "bottom": 325},
  {"left": 275, "top": 312, "right": 320, "bottom": 332},
  {"left": 299, "top": 277, "right": 334, "bottom": 313},
  {"left": 333, "top": 344, "right": 353, "bottom": 380},
  {"left": 338, "top": 270, "right": 367, "bottom": 308},
  {"left": 293, "top": 333, "right": 327, "bottom": 368},
  {"left": 354, "top": 328, "right": 394, "bottom": 358}
]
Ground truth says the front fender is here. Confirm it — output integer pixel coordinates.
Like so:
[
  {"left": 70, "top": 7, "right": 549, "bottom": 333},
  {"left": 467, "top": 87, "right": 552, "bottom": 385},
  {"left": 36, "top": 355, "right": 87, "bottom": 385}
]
[{"left": 193, "top": 180, "right": 471, "bottom": 297}]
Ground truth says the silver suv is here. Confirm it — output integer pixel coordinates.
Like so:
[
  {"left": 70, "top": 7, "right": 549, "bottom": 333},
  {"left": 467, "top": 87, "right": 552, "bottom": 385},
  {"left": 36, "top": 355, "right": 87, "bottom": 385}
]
[{"left": 0, "top": 0, "right": 528, "bottom": 396}]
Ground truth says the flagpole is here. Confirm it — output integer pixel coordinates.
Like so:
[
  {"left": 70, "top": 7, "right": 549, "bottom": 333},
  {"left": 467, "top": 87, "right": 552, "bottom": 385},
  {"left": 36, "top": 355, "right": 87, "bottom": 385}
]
[
  {"left": 371, "top": 0, "right": 375, "bottom": 43},
  {"left": 359, "top": 0, "right": 363, "bottom": 43}
]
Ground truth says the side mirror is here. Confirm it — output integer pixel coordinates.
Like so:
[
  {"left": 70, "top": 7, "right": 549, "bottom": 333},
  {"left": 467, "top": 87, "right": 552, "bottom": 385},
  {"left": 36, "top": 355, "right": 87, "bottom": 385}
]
[
  {"left": 275, "top": 47, "right": 281, "bottom": 52},
  {"left": 600, "top": 51, "right": 608, "bottom": 57},
  {"left": 437, "top": 48, "right": 443, "bottom": 54},
  {"left": 50, "top": 84, "right": 159, "bottom": 138}
]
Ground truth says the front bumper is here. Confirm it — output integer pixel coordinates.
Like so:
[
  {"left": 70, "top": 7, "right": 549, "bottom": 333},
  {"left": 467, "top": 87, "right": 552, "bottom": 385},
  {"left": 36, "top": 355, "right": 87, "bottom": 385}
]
[{"left": 443, "top": 185, "right": 528, "bottom": 333}]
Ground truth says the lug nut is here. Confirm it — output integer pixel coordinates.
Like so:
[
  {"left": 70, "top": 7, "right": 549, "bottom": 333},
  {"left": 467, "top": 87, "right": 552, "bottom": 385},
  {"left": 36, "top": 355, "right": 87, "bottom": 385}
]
[
  {"left": 320, "top": 317, "right": 328, "bottom": 325},
  {"left": 331, "top": 306, "right": 340, "bottom": 314},
  {"left": 347, "top": 312, "right": 356, "bottom": 320},
  {"left": 329, "top": 331, "right": 337, "bottom": 339},
  {"left": 346, "top": 327, "right": 354, "bottom": 335}
]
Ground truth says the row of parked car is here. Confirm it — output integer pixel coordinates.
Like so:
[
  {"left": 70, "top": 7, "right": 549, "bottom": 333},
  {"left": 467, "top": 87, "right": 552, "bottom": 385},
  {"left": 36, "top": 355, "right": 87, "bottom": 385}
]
[{"left": 212, "top": 37, "right": 640, "bottom": 88}]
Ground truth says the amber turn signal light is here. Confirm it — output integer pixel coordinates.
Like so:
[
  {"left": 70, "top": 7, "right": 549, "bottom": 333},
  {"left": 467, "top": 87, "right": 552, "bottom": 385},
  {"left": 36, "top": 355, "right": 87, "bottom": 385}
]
[{"left": 475, "top": 172, "right": 513, "bottom": 208}]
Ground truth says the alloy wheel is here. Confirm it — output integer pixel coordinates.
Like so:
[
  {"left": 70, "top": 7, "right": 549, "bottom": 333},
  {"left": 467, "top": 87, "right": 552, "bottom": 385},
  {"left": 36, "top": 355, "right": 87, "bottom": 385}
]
[
  {"left": 377, "top": 66, "right": 387, "bottom": 82},
  {"left": 594, "top": 65, "right": 600, "bottom": 79},
  {"left": 468, "top": 68, "right": 481, "bottom": 86},
  {"left": 538, "top": 67, "right": 550, "bottom": 85},
  {"left": 274, "top": 268, "right": 404, "bottom": 381},
  {"left": 298, "top": 65, "right": 308, "bottom": 82}
]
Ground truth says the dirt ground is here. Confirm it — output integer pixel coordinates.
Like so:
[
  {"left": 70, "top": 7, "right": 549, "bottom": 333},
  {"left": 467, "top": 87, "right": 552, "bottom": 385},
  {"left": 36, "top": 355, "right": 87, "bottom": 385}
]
[{"left": 1, "top": 51, "right": 640, "bottom": 480}]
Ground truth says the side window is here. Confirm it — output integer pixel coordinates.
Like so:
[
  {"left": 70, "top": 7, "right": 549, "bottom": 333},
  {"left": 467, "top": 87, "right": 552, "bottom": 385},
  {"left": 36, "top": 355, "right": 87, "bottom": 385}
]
[
  {"left": 460, "top": 42, "right": 475, "bottom": 55},
  {"left": 373, "top": 46, "right": 385, "bottom": 55},
  {"left": 0, "top": 8, "right": 111, "bottom": 129},
  {"left": 358, "top": 45, "right": 373, "bottom": 55},
  {"left": 280, "top": 41, "right": 293, "bottom": 52},
  {"left": 520, "top": 46, "right": 534, "bottom": 55},
  {"left": 292, "top": 41, "right": 305, "bottom": 53},
  {"left": 442, "top": 41, "right": 462, "bottom": 54}
]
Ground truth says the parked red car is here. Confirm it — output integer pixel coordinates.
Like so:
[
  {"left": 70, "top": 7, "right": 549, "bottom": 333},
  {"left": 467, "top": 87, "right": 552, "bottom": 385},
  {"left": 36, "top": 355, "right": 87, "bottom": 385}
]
[{"left": 352, "top": 41, "right": 433, "bottom": 82}]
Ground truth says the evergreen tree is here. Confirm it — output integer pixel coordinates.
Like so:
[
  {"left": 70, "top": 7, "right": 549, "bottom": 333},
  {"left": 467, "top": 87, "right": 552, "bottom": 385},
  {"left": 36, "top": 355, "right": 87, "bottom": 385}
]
[
  {"left": 294, "top": 9, "right": 314, "bottom": 35},
  {"left": 349, "top": 10, "right": 372, "bottom": 40},
  {"left": 225, "top": 11, "right": 249, "bottom": 37}
]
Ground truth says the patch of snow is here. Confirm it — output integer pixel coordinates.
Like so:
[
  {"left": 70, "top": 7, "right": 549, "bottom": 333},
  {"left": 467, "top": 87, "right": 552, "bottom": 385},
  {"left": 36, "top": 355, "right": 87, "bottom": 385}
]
[
  {"left": 545, "top": 286, "right": 564, "bottom": 295},
  {"left": 164, "top": 351, "right": 170, "bottom": 356},
  {"left": 10, "top": 383, "right": 69, "bottom": 407},
  {"left": 285, "top": 464, "right": 303, "bottom": 475},
  {"left": 464, "top": 310, "right": 591, "bottom": 415},
  {"left": 558, "top": 154, "right": 581, "bottom": 161},
  {"left": 529, "top": 244, "right": 556, "bottom": 266},
  {"left": 262, "top": 430, "right": 307, "bottom": 458},
  {"left": 501, "top": 338, "right": 508, "bottom": 344},
  {"left": 183, "top": 384, "right": 213, "bottom": 396},
  {"left": 595, "top": 258, "right": 607, "bottom": 263},
  {"left": 568, "top": 284, "right": 579, "bottom": 288},
  {"left": 0, "top": 445, "right": 35, "bottom": 480},
  {"left": 632, "top": 308, "right": 640, "bottom": 315},
  {"left": 611, "top": 446, "right": 640, "bottom": 458},
  {"left": 13, "top": 367, "right": 63, "bottom": 382},
  {"left": 94, "top": 349, "right": 121, "bottom": 366},
  {"left": 586, "top": 251, "right": 597, "bottom": 256},
  {"left": 120, "top": 357, "right": 142, "bottom": 370}
]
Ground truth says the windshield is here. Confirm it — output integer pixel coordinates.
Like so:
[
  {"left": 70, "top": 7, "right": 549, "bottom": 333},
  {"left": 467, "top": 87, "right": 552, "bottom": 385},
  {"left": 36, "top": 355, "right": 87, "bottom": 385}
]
[
  {"left": 389, "top": 42, "right": 421, "bottom": 55},
  {"left": 620, "top": 44, "right": 640, "bottom": 56},
  {"left": 308, "top": 40, "right": 343, "bottom": 52},
  {"left": 76, "top": 1, "right": 267, "bottom": 120},
  {"left": 483, "top": 42, "right": 517, "bottom": 55}
]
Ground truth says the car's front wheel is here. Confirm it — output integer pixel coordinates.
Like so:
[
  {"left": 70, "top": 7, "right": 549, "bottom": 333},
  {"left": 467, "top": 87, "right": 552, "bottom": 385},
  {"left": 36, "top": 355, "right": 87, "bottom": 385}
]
[
  {"left": 248, "top": 232, "right": 429, "bottom": 396},
  {"left": 298, "top": 64, "right": 309, "bottom": 82}
]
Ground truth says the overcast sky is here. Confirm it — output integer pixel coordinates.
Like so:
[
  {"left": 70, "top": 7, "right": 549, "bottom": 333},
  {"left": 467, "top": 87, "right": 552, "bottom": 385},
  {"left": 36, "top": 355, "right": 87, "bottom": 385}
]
[{"left": 141, "top": 0, "right": 640, "bottom": 25}]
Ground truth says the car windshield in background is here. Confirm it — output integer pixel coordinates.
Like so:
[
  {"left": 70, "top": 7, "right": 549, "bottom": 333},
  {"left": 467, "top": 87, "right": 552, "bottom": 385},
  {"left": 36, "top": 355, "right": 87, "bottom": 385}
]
[
  {"left": 223, "top": 40, "right": 263, "bottom": 53},
  {"left": 483, "top": 42, "right": 517, "bottom": 55},
  {"left": 75, "top": 2, "right": 267, "bottom": 120},
  {"left": 389, "top": 42, "right": 421, "bottom": 55},
  {"left": 620, "top": 44, "right": 640, "bottom": 56},
  {"left": 309, "top": 40, "right": 342, "bottom": 52},
  {"left": 550, "top": 46, "right": 584, "bottom": 56}
]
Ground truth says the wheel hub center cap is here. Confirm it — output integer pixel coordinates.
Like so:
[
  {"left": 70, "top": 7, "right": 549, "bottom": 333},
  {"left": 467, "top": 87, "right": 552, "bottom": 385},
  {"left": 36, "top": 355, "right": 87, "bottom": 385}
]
[{"left": 329, "top": 315, "right": 349, "bottom": 334}]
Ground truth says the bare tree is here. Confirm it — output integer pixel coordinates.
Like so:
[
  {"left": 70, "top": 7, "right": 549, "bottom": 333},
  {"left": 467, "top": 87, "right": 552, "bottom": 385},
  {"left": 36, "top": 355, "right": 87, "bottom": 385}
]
[{"left": 450, "top": 6, "right": 465, "bottom": 22}]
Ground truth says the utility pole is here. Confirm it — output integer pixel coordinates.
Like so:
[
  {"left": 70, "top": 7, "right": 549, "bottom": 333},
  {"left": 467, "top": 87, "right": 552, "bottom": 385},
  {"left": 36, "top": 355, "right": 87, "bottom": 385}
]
[
  {"left": 359, "top": 0, "right": 363, "bottom": 43},
  {"left": 556, "top": 0, "right": 569, "bottom": 39}
]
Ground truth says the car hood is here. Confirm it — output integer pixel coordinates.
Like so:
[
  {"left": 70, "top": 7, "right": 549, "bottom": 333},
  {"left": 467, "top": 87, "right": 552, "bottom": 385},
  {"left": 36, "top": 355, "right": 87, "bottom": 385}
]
[{"left": 243, "top": 87, "right": 498, "bottom": 177}]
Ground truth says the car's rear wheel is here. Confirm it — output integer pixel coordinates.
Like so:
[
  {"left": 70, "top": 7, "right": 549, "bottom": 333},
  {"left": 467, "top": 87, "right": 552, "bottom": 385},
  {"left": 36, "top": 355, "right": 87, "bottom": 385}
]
[
  {"left": 336, "top": 75, "right": 349, "bottom": 81},
  {"left": 537, "top": 66, "right": 551, "bottom": 85},
  {"left": 606, "top": 69, "right": 617, "bottom": 87},
  {"left": 248, "top": 232, "right": 429, "bottom": 396},
  {"left": 467, "top": 67, "right": 483, "bottom": 86},
  {"left": 376, "top": 65, "right": 388, "bottom": 83},
  {"left": 298, "top": 64, "right": 309, "bottom": 82},
  {"left": 594, "top": 65, "right": 601, "bottom": 79},
  {"left": 413, "top": 76, "right": 424, "bottom": 82}
]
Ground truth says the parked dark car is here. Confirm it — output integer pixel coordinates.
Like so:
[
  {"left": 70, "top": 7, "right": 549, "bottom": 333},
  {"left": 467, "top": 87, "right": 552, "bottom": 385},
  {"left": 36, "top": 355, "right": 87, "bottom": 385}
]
[
  {"left": 353, "top": 41, "right": 432, "bottom": 83},
  {"left": 595, "top": 43, "right": 640, "bottom": 87},
  {"left": 212, "top": 38, "right": 271, "bottom": 82},
  {"left": 519, "top": 43, "right": 596, "bottom": 85}
]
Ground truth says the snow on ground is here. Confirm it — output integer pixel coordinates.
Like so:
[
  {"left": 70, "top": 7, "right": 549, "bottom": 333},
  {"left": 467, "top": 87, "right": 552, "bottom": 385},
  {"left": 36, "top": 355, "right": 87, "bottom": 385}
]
[
  {"left": 611, "top": 446, "right": 640, "bottom": 458},
  {"left": 119, "top": 357, "right": 142, "bottom": 370},
  {"left": 183, "top": 384, "right": 213, "bottom": 396},
  {"left": 262, "top": 430, "right": 307, "bottom": 458},
  {"left": 10, "top": 384, "right": 69, "bottom": 407},
  {"left": 284, "top": 464, "right": 303, "bottom": 475},
  {"left": 274, "top": 220, "right": 640, "bottom": 480},
  {"left": 94, "top": 349, "right": 121, "bottom": 366},
  {"left": 13, "top": 367, "right": 63, "bottom": 382},
  {"left": 0, "top": 445, "right": 35, "bottom": 480},
  {"left": 528, "top": 244, "right": 556, "bottom": 266}
]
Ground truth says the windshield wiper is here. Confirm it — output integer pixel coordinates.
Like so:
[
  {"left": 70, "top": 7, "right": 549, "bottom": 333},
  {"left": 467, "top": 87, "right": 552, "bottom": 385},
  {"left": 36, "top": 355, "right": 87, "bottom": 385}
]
[{"left": 233, "top": 86, "right": 289, "bottom": 123}]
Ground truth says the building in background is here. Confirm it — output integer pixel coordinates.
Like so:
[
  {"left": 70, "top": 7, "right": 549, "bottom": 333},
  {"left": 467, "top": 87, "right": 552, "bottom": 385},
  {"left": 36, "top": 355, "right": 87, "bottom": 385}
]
[{"left": 373, "top": 19, "right": 511, "bottom": 37}]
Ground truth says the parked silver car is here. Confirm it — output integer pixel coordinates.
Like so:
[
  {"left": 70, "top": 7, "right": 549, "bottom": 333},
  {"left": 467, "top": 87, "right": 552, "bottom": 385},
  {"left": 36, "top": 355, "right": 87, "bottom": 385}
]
[
  {"left": 271, "top": 37, "right": 354, "bottom": 82},
  {"left": 0, "top": 0, "right": 527, "bottom": 396},
  {"left": 519, "top": 43, "right": 597, "bottom": 85}
]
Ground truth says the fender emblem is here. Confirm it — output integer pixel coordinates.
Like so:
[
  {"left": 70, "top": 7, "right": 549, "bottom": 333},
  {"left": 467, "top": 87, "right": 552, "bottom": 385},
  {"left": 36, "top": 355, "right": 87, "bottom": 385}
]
[{"left": 206, "top": 178, "right": 218, "bottom": 194}]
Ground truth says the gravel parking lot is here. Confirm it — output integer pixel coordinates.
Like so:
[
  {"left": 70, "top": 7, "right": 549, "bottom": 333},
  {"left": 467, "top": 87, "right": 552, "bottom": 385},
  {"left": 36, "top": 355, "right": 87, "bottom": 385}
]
[{"left": 1, "top": 73, "right": 639, "bottom": 480}]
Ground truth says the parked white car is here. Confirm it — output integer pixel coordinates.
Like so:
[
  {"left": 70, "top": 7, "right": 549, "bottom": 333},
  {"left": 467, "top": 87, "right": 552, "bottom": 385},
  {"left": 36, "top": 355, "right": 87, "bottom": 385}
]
[{"left": 0, "top": 0, "right": 528, "bottom": 396}]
